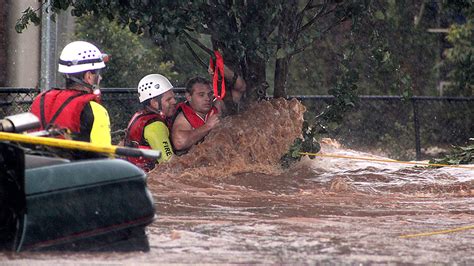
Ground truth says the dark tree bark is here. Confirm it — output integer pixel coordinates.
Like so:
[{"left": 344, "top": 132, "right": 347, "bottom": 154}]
[
  {"left": 274, "top": 57, "right": 290, "bottom": 98},
  {"left": 273, "top": 0, "right": 299, "bottom": 98},
  {"left": 243, "top": 55, "right": 267, "bottom": 103}
]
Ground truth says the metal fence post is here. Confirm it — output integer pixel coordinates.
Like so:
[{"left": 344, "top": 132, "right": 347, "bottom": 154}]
[
  {"left": 40, "top": 0, "right": 58, "bottom": 91},
  {"left": 412, "top": 97, "right": 422, "bottom": 160}
]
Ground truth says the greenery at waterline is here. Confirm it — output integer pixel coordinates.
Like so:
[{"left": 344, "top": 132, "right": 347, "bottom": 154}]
[
  {"left": 430, "top": 139, "right": 474, "bottom": 166},
  {"left": 282, "top": 1, "right": 473, "bottom": 165}
]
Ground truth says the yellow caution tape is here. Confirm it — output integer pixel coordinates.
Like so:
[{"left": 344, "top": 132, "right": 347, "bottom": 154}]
[
  {"left": 0, "top": 132, "right": 116, "bottom": 153},
  {"left": 299, "top": 152, "right": 474, "bottom": 169},
  {"left": 399, "top": 224, "right": 474, "bottom": 238},
  {"left": 0, "top": 132, "right": 160, "bottom": 159}
]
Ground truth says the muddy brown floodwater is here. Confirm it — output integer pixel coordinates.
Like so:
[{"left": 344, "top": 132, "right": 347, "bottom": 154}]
[{"left": 3, "top": 99, "right": 474, "bottom": 264}]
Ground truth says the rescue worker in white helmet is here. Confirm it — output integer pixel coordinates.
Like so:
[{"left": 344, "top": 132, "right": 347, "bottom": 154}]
[
  {"left": 30, "top": 41, "right": 111, "bottom": 159},
  {"left": 124, "top": 74, "right": 177, "bottom": 172}
]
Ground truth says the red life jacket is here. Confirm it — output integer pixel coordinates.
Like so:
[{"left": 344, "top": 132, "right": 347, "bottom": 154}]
[
  {"left": 124, "top": 110, "right": 166, "bottom": 172},
  {"left": 30, "top": 88, "right": 98, "bottom": 135},
  {"left": 175, "top": 102, "right": 218, "bottom": 129}
]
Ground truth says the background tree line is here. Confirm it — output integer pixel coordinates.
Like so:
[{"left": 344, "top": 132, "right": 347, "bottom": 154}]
[
  {"left": 16, "top": 0, "right": 473, "bottom": 162},
  {"left": 17, "top": 1, "right": 473, "bottom": 98}
]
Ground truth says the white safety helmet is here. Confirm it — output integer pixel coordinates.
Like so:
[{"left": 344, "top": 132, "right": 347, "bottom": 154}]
[
  {"left": 58, "top": 41, "right": 107, "bottom": 74},
  {"left": 138, "top": 74, "right": 174, "bottom": 103}
]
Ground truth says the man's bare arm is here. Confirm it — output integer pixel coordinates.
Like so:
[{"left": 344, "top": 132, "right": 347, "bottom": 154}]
[
  {"left": 210, "top": 64, "right": 247, "bottom": 103},
  {"left": 171, "top": 112, "right": 219, "bottom": 151},
  {"left": 223, "top": 65, "right": 246, "bottom": 103}
]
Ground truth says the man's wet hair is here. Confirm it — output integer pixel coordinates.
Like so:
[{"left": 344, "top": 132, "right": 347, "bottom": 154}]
[{"left": 185, "top": 76, "right": 211, "bottom": 95}]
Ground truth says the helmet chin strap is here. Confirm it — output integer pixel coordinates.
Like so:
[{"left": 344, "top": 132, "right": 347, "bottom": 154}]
[
  {"left": 145, "top": 102, "right": 164, "bottom": 116},
  {"left": 66, "top": 70, "right": 101, "bottom": 93}
]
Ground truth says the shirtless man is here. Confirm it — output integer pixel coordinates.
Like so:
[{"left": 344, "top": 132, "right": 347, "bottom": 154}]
[{"left": 171, "top": 77, "right": 220, "bottom": 154}]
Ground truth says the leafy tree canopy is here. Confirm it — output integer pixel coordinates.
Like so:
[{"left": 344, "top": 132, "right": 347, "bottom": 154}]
[
  {"left": 75, "top": 15, "right": 178, "bottom": 88},
  {"left": 443, "top": 2, "right": 473, "bottom": 96},
  {"left": 15, "top": 1, "right": 473, "bottom": 165},
  {"left": 16, "top": 0, "right": 368, "bottom": 101},
  {"left": 16, "top": 1, "right": 472, "bottom": 98}
]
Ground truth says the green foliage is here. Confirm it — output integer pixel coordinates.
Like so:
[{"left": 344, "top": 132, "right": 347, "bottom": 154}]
[
  {"left": 281, "top": 1, "right": 473, "bottom": 165},
  {"left": 15, "top": 0, "right": 368, "bottom": 98},
  {"left": 75, "top": 15, "right": 177, "bottom": 88},
  {"left": 288, "top": 0, "right": 434, "bottom": 96},
  {"left": 281, "top": 48, "right": 359, "bottom": 167},
  {"left": 16, "top": 0, "right": 473, "bottom": 164},
  {"left": 167, "top": 35, "right": 213, "bottom": 85},
  {"left": 317, "top": 49, "right": 359, "bottom": 126},
  {"left": 444, "top": 19, "right": 473, "bottom": 96},
  {"left": 430, "top": 141, "right": 474, "bottom": 165},
  {"left": 15, "top": 7, "right": 41, "bottom": 33},
  {"left": 280, "top": 121, "right": 321, "bottom": 168},
  {"left": 15, "top": 1, "right": 471, "bottom": 97}
]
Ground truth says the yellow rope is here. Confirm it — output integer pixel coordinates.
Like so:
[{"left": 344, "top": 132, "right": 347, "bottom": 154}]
[
  {"left": 299, "top": 152, "right": 474, "bottom": 169},
  {"left": 0, "top": 132, "right": 117, "bottom": 154},
  {"left": 299, "top": 151, "right": 473, "bottom": 237},
  {"left": 399, "top": 225, "right": 474, "bottom": 238}
]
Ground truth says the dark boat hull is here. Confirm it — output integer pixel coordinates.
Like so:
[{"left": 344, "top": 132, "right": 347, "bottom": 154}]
[{"left": 0, "top": 143, "right": 155, "bottom": 252}]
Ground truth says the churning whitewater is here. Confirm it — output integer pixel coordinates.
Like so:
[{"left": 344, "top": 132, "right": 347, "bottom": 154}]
[{"left": 5, "top": 98, "right": 473, "bottom": 264}]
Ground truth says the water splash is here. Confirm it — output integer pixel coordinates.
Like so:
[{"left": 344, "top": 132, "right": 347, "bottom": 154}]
[
  {"left": 4, "top": 101, "right": 472, "bottom": 264},
  {"left": 149, "top": 98, "right": 305, "bottom": 185},
  {"left": 149, "top": 98, "right": 472, "bottom": 198},
  {"left": 299, "top": 139, "right": 474, "bottom": 195}
]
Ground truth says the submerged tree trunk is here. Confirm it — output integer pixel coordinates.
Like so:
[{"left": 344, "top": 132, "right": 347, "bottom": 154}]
[
  {"left": 274, "top": 56, "right": 290, "bottom": 98},
  {"left": 273, "top": 0, "right": 298, "bottom": 99},
  {"left": 242, "top": 55, "right": 267, "bottom": 104}
]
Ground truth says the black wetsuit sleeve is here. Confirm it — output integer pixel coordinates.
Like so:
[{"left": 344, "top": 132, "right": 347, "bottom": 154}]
[
  {"left": 75, "top": 103, "right": 104, "bottom": 159},
  {"left": 78, "top": 103, "right": 93, "bottom": 142}
]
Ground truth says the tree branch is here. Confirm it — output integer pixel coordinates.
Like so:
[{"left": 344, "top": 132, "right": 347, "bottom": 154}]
[
  {"left": 290, "top": 16, "right": 348, "bottom": 56},
  {"left": 182, "top": 30, "right": 213, "bottom": 56},
  {"left": 296, "top": 4, "right": 337, "bottom": 36},
  {"left": 15, "top": 0, "right": 48, "bottom": 33},
  {"left": 183, "top": 40, "right": 209, "bottom": 70},
  {"left": 301, "top": 0, "right": 315, "bottom": 13},
  {"left": 295, "top": 1, "right": 328, "bottom": 29},
  {"left": 414, "top": 1, "right": 426, "bottom": 27},
  {"left": 262, "top": 12, "right": 282, "bottom": 38},
  {"left": 296, "top": 0, "right": 315, "bottom": 22},
  {"left": 184, "top": 25, "right": 211, "bottom": 35},
  {"left": 295, "top": 0, "right": 314, "bottom": 27}
]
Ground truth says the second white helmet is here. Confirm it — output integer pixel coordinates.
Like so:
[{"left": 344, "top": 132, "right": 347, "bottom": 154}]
[
  {"left": 58, "top": 41, "right": 107, "bottom": 74},
  {"left": 138, "top": 74, "right": 174, "bottom": 103}
]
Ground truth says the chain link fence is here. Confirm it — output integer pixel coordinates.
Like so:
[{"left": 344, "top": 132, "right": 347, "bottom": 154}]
[
  {"left": 0, "top": 88, "right": 39, "bottom": 118},
  {"left": 1, "top": 88, "right": 473, "bottom": 160},
  {"left": 300, "top": 96, "right": 474, "bottom": 160},
  {"left": 99, "top": 88, "right": 142, "bottom": 143}
]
